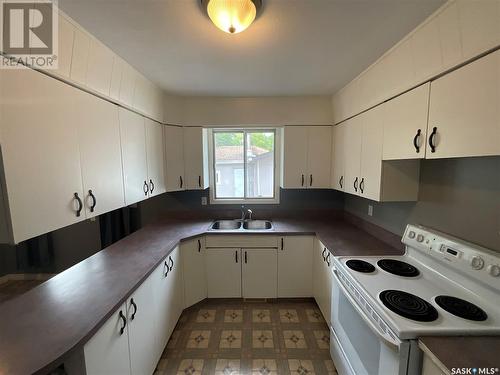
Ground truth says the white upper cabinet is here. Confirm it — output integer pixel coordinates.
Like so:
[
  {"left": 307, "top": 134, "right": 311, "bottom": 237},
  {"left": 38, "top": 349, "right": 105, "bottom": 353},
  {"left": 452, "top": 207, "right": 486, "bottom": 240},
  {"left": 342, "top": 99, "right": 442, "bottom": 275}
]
[
  {"left": 70, "top": 28, "right": 90, "bottom": 86},
  {"left": 119, "top": 63, "right": 137, "bottom": 107},
  {"left": 53, "top": 14, "right": 75, "bottom": 79},
  {"left": 86, "top": 39, "right": 114, "bottom": 96},
  {"left": 343, "top": 117, "right": 363, "bottom": 196},
  {"left": 183, "top": 127, "right": 209, "bottom": 190},
  {"left": 0, "top": 69, "right": 85, "bottom": 244},
  {"left": 383, "top": 83, "right": 430, "bottom": 160},
  {"left": 427, "top": 51, "right": 500, "bottom": 159},
  {"left": 331, "top": 123, "right": 346, "bottom": 191},
  {"left": 109, "top": 57, "right": 124, "bottom": 101},
  {"left": 281, "top": 126, "right": 332, "bottom": 189},
  {"left": 76, "top": 92, "right": 125, "bottom": 218},
  {"left": 145, "top": 119, "right": 166, "bottom": 197},
  {"left": 411, "top": 18, "right": 443, "bottom": 81},
  {"left": 164, "top": 125, "right": 186, "bottom": 192},
  {"left": 118, "top": 108, "right": 149, "bottom": 205}
]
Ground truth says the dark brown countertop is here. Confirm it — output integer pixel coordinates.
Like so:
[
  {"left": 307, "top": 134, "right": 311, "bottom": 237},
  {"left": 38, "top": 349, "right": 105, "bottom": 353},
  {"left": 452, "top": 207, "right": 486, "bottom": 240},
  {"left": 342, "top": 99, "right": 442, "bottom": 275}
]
[
  {"left": 0, "top": 217, "right": 403, "bottom": 375},
  {"left": 419, "top": 336, "right": 500, "bottom": 374}
]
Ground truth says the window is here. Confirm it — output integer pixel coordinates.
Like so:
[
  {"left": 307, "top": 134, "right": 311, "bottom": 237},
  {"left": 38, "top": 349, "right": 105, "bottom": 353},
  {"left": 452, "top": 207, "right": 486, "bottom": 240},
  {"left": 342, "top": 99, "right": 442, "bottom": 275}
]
[{"left": 210, "top": 129, "right": 279, "bottom": 204}]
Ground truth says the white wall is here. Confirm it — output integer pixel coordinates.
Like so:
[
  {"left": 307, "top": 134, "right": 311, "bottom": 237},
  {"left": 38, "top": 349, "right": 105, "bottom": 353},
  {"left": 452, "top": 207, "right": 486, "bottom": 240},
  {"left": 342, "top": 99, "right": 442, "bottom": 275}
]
[{"left": 164, "top": 96, "right": 333, "bottom": 126}]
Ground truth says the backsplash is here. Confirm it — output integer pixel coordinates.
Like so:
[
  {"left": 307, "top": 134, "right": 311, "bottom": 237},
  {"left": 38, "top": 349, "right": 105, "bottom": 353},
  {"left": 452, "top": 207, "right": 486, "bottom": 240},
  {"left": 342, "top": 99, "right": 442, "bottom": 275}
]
[{"left": 344, "top": 156, "right": 500, "bottom": 252}]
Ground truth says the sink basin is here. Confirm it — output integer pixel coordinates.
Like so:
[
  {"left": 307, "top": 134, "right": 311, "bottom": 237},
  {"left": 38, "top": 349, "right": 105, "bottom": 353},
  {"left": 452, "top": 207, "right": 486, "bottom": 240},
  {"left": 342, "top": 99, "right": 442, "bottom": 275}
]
[
  {"left": 211, "top": 220, "right": 241, "bottom": 230},
  {"left": 242, "top": 220, "right": 273, "bottom": 230}
]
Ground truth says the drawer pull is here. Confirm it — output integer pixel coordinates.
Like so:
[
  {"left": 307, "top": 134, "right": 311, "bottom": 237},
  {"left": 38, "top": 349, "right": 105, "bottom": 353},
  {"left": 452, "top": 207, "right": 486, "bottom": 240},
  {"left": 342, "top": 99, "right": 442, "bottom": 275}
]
[
  {"left": 119, "top": 310, "right": 127, "bottom": 335},
  {"left": 413, "top": 129, "right": 421, "bottom": 153},
  {"left": 429, "top": 127, "right": 437, "bottom": 153},
  {"left": 130, "top": 298, "right": 138, "bottom": 321},
  {"left": 88, "top": 190, "right": 97, "bottom": 213},
  {"left": 74, "top": 192, "right": 83, "bottom": 217}
]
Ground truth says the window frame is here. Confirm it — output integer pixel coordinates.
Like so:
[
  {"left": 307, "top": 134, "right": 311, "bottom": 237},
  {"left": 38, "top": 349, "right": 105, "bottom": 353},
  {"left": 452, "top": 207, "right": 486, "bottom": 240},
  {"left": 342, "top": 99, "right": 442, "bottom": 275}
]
[{"left": 208, "top": 128, "right": 281, "bottom": 205}]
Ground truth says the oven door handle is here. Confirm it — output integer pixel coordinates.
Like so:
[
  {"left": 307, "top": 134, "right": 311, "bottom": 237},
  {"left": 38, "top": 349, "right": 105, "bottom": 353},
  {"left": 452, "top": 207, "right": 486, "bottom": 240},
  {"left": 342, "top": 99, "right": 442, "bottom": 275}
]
[{"left": 332, "top": 269, "right": 401, "bottom": 350}]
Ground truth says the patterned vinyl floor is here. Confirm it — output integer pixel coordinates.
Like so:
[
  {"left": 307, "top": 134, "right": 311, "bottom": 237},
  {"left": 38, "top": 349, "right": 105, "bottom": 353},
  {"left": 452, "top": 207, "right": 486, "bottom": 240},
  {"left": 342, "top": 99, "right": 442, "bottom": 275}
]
[{"left": 154, "top": 298, "right": 338, "bottom": 375}]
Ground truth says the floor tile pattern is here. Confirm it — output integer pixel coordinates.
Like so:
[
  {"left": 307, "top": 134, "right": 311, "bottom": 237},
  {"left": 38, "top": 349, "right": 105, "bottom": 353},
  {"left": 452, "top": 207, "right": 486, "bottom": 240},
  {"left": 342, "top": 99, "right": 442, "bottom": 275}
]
[{"left": 155, "top": 299, "right": 337, "bottom": 374}]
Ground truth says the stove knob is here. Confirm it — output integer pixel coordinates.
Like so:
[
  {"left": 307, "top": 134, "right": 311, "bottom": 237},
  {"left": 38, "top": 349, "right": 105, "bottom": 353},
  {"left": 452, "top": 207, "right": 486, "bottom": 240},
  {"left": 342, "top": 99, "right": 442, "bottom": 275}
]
[
  {"left": 470, "top": 256, "right": 485, "bottom": 270},
  {"left": 408, "top": 231, "right": 416, "bottom": 239},
  {"left": 416, "top": 234, "right": 424, "bottom": 243},
  {"left": 487, "top": 264, "right": 500, "bottom": 277}
]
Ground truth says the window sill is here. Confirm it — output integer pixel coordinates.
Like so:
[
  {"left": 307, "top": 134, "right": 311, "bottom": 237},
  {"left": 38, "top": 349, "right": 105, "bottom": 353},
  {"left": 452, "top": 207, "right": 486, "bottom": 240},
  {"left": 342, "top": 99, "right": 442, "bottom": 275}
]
[{"left": 209, "top": 197, "right": 280, "bottom": 205}]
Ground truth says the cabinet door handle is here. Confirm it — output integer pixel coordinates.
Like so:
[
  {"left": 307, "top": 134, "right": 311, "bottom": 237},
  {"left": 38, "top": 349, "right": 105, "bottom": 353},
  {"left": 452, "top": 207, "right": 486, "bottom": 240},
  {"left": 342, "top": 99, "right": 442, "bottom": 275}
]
[
  {"left": 88, "top": 190, "right": 97, "bottom": 213},
  {"left": 179, "top": 176, "right": 183, "bottom": 188},
  {"left": 143, "top": 180, "right": 148, "bottom": 196},
  {"left": 281, "top": 238, "right": 284, "bottom": 250},
  {"left": 119, "top": 310, "right": 127, "bottom": 335},
  {"left": 198, "top": 176, "right": 202, "bottom": 188},
  {"left": 149, "top": 179, "right": 155, "bottom": 194},
  {"left": 169, "top": 256, "right": 174, "bottom": 271},
  {"left": 322, "top": 248, "right": 326, "bottom": 261},
  {"left": 164, "top": 260, "right": 169, "bottom": 277},
  {"left": 130, "top": 298, "right": 138, "bottom": 321},
  {"left": 360, "top": 178, "right": 364, "bottom": 194},
  {"left": 301, "top": 174, "right": 304, "bottom": 186},
  {"left": 198, "top": 239, "right": 202, "bottom": 252},
  {"left": 429, "top": 127, "right": 437, "bottom": 153},
  {"left": 413, "top": 129, "right": 421, "bottom": 153},
  {"left": 309, "top": 174, "right": 313, "bottom": 187},
  {"left": 339, "top": 176, "right": 343, "bottom": 189},
  {"left": 74, "top": 192, "right": 83, "bottom": 217},
  {"left": 354, "top": 177, "right": 358, "bottom": 192},
  {"left": 235, "top": 250, "right": 238, "bottom": 263},
  {"left": 244, "top": 251, "right": 248, "bottom": 264},
  {"left": 326, "top": 252, "right": 331, "bottom": 267}
]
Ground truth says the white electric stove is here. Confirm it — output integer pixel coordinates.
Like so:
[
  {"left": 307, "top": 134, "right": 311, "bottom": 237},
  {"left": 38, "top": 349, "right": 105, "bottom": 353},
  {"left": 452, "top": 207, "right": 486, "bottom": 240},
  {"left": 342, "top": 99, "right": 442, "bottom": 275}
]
[{"left": 330, "top": 224, "right": 500, "bottom": 375}]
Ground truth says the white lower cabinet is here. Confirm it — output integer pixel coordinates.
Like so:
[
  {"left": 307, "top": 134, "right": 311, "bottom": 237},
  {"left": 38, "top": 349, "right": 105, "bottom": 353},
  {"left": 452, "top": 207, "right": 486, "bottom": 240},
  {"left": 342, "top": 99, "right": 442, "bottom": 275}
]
[
  {"left": 206, "top": 248, "right": 242, "bottom": 298},
  {"left": 242, "top": 248, "right": 277, "bottom": 298},
  {"left": 278, "top": 236, "right": 313, "bottom": 297},
  {"left": 84, "top": 304, "right": 131, "bottom": 375},
  {"left": 313, "top": 239, "right": 332, "bottom": 325},
  {"left": 182, "top": 237, "right": 207, "bottom": 308}
]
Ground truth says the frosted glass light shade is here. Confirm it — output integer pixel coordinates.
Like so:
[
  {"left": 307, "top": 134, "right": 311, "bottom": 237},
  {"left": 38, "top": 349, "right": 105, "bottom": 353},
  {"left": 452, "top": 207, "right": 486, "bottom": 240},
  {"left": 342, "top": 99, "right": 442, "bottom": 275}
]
[{"left": 206, "top": 0, "right": 257, "bottom": 34}]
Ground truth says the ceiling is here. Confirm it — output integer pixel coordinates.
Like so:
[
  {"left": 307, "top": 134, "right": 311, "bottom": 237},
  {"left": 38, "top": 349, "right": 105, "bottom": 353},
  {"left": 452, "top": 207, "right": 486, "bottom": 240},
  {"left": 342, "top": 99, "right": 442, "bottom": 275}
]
[{"left": 58, "top": 0, "right": 444, "bottom": 97}]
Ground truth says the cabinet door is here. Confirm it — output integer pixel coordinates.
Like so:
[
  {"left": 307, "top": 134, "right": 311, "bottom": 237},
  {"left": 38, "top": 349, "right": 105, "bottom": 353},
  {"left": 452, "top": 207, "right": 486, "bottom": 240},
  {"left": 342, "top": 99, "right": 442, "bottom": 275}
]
[
  {"left": 151, "top": 258, "right": 171, "bottom": 355},
  {"left": 282, "top": 126, "right": 308, "bottom": 188},
  {"left": 166, "top": 247, "right": 184, "bottom": 336},
  {"left": 0, "top": 69, "right": 85, "bottom": 243},
  {"left": 183, "top": 127, "right": 209, "bottom": 190},
  {"left": 312, "top": 239, "right": 325, "bottom": 311},
  {"left": 76, "top": 91, "right": 125, "bottom": 218},
  {"left": 427, "top": 51, "right": 500, "bottom": 158},
  {"left": 206, "top": 248, "right": 241, "bottom": 298},
  {"left": 84, "top": 303, "right": 131, "bottom": 375},
  {"left": 145, "top": 119, "right": 166, "bottom": 197},
  {"left": 278, "top": 236, "right": 313, "bottom": 298},
  {"left": 242, "top": 248, "right": 277, "bottom": 299},
  {"left": 118, "top": 108, "right": 148, "bottom": 205},
  {"left": 307, "top": 126, "right": 332, "bottom": 188},
  {"left": 383, "top": 83, "right": 430, "bottom": 160},
  {"left": 181, "top": 238, "right": 207, "bottom": 308},
  {"left": 127, "top": 276, "right": 158, "bottom": 375},
  {"left": 343, "top": 117, "right": 363, "bottom": 196},
  {"left": 322, "top": 249, "right": 332, "bottom": 326},
  {"left": 331, "top": 124, "right": 346, "bottom": 191},
  {"left": 164, "top": 125, "right": 186, "bottom": 191},
  {"left": 359, "top": 106, "right": 384, "bottom": 201}
]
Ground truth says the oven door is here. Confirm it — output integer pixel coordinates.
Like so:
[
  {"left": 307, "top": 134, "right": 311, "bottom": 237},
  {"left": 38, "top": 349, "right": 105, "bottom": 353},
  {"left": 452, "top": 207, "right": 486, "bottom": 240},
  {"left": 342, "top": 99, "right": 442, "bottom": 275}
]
[{"left": 330, "top": 268, "right": 413, "bottom": 375}]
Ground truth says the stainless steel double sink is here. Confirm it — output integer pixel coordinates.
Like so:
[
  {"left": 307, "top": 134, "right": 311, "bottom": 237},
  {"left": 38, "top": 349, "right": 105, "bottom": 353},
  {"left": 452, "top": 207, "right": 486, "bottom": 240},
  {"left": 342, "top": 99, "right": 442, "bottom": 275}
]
[{"left": 210, "top": 219, "right": 273, "bottom": 231}]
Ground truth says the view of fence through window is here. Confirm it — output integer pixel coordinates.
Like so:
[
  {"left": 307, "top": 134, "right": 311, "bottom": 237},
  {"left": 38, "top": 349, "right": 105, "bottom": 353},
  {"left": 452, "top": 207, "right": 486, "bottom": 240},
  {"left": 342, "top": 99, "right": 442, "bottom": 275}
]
[{"left": 213, "top": 130, "right": 275, "bottom": 199}]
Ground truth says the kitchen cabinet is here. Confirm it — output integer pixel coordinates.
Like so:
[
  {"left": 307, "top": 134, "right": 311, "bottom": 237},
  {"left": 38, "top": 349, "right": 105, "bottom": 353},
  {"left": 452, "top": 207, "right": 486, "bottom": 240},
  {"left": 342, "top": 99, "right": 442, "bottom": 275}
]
[
  {"left": 86, "top": 38, "right": 114, "bottom": 96},
  {"left": 0, "top": 68, "right": 85, "bottom": 244},
  {"left": 70, "top": 28, "right": 90, "bottom": 86},
  {"left": 331, "top": 123, "right": 346, "bottom": 191},
  {"left": 313, "top": 239, "right": 332, "bottom": 325},
  {"left": 427, "top": 50, "right": 500, "bottom": 159},
  {"left": 164, "top": 125, "right": 186, "bottom": 192},
  {"left": 242, "top": 248, "right": 277, "bottom": 298},
  {"left": 52, "top": 13, "right": 75, "bottom": 79},
  {"left": 343, "top": 116, "right": 363, "bottom": 196},
  {"left": 84, "top": 303, "right": 131, "bottom": 375},
  {"left": 383, "top": 83, "right": 430, "bottom": 160},
  {"left": 205, "top": 248, "right": 242, "bottom": 298},
  {"left": 145, "top": 119, "right": 166, "bottom": 197},
  {"left": 76, "top": 91, "right": 125, "bottom": 218},
  {"left": 183, "top": 127, "right": 209, "bottom": 190},
  {"left": 118, "top": 108, "right": 149, "bottom": 205},
  {"left": 181, "top": 237, "right": 207, "bottom": 308},
  {"left": 119, "top": 63, "right": 137, "bottom": 107},
  {"left": 278, "top": 236, "right": 313, "bottom": 298},
  {"left": 126, "top": 275, "right": 158, "bottom": 375},
  {"left": 281, "top": 126, "right": 332, "bottom": 188}
]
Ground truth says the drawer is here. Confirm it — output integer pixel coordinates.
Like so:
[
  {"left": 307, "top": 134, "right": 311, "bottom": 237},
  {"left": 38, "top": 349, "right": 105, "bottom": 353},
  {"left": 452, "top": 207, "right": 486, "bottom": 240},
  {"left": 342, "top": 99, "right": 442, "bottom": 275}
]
[{"left": 205, "top": 235, "right": 278, "bottom": 248}]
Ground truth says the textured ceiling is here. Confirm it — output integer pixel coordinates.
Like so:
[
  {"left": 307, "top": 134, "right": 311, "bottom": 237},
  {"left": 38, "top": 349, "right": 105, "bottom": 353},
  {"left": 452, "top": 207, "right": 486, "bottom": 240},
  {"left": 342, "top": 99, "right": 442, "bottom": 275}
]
[{"left": 59, "top": 0, "right": 444, "bottom": 96}]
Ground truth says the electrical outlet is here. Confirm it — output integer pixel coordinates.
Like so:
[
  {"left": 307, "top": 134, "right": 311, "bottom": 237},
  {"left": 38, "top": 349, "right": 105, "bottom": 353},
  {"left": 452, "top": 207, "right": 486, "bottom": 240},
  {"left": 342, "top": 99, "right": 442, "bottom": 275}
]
[
  {"left": 201, "top": 196, "right": 208, "bottom": 205},
  {"left": 368, "top": 205, "right": 373, "bottom": 217}
]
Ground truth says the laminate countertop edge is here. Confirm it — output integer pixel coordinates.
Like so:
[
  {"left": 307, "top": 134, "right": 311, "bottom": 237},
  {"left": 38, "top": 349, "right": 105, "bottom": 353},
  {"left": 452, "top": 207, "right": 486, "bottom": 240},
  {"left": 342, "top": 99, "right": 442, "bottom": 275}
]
[{"left": 0, "top": 217, "right": 402, "bottom": 375}]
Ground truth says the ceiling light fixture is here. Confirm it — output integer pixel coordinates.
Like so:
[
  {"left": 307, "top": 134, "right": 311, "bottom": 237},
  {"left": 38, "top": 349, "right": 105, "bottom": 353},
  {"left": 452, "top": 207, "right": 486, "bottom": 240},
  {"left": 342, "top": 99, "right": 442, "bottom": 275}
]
[{"left": 201, "top": 0, "right": 263, "bottom": 34}]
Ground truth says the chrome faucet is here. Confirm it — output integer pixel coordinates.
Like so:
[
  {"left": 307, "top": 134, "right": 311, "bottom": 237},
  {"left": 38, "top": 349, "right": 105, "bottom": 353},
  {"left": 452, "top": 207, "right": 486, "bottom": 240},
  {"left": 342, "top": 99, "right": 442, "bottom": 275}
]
[{"left": 240, "top": 206, "right": 253, "bottom": 221}]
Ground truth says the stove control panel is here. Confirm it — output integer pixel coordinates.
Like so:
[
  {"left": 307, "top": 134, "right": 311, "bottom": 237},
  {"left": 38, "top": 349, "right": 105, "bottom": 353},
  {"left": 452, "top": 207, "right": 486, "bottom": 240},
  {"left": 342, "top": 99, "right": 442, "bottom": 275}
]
[{"left": 403, "top": 225, "right": 500, "bottom": 286}]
